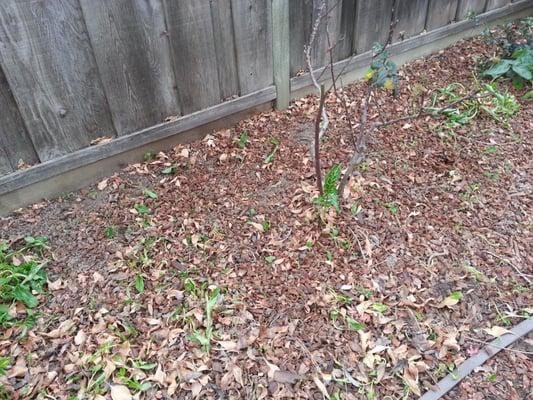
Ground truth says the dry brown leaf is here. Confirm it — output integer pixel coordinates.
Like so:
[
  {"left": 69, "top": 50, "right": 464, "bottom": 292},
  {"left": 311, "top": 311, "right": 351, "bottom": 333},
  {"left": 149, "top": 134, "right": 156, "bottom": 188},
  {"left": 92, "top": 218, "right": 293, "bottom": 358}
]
[
  {"left": 110, "top": 385, "right": 132, "bottom": 400},
  {"left": 44, "top": 319, "right": 75, "bottom": 338},
  {"left": 483, "top": 326, "right": 511, "bottom": 338}
]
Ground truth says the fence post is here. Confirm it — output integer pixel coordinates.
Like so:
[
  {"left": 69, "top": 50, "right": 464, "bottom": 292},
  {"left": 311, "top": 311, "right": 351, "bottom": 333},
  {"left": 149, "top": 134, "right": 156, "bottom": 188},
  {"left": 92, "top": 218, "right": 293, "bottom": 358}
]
[{"left": 272, "top": 0, "right": 290, "bottom": 109}]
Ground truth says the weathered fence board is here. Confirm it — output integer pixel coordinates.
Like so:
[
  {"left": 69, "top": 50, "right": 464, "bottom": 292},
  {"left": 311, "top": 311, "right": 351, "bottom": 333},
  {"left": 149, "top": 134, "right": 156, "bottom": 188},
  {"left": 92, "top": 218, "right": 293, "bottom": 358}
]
[
  {"left": 0, "top": 67, "right": 38, "bottom": 171},
  {"left": 486, "top": 0, "right": 511, "bottom": 9},
  {"left": 210, "top": 0, "right": 240, "bottom": 100},
  {"left": 289, "top": 0, "right": 314, "bottom": 76},
  {"left": 393, "top": 0, "right": 430, "bottom": 42},
  {"left": 80, "top": 0, "right": 180, "bottom": 135},
  {"left": 336, "top": 0, "right": 357, "bottom": 61},
  {"left": 457, "top": 0, "right": 488, "bottom": 19},
  {"left": 232, "top": 0, "right": 273, "bottom": 94},
  {"left": 353, "top": 0, "right": 394, "bottom": 53},
  {"left": 426, "top": 0, "right": 459, "bottom": 30},
  {"left": 0, "top": 0, "right": 116, "bottom": 162},
  {"left": 164, "top": 0, "right": 221, "bottom": 113}
]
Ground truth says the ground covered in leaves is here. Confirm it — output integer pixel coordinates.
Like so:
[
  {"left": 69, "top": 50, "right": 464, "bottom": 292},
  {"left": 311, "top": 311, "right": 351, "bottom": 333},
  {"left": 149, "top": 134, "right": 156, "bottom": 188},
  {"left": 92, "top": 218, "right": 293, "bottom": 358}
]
[{"left": 0, "top": 34, "right": 532, "bottom": 400}]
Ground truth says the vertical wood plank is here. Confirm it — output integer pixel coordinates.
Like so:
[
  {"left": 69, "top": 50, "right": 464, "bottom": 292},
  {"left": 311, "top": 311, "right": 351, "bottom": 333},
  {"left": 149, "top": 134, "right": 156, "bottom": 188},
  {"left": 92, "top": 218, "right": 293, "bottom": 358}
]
[
  {"left": 310, "top": 0, "right": 343, "bottom": 68},
  {"left": 353, "top": 0, "right": 394, "bottom": 53},
  {"left": 0, "top": 147, "right": 12, "bottom": 176},
  {"left": 426, "top": 0, "right": 459, "bottom": 30},
  {"left": 231, "top": 0, "right": 273, "bottom": 94},
  {"left": 210, "top": 0, "right": 240, "bottom": 101},
  {"left": 486, "top": 0, "right": 511, "bottom": 10},
  {"left": 272, "top": 0, "right": 290, "bottom": 109},
  {"left": 80, "top": 0, "right": 180, "bottom": 136},
  {"left": 393, "top": 0, "right": 430, "bottom": 42},
  {"left": 164, "top": 0, "right": 221, "bottom": 114},
  {"left": 0, "top": 0, "right": 116, "bottom": 162},
  {"left": 0, "top": 65, "right": 39, "bottom": 171},
  {"left": 335, "top": 0, "right": 357, "bottom": 61},
  {"left": 289, "top": 0, "right": 314, "bottom": 76},
  {"left": 456, "top": 0, "right": 488, "bottom": 20}
]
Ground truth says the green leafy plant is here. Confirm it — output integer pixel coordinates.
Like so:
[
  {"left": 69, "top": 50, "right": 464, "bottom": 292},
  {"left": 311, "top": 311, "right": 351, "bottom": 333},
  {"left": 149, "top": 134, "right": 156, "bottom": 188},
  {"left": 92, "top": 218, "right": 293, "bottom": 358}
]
[
  {"left": 134, "top": 274, "right": 144, "bottom": 294},
  {"left": 264, "top": 137, "right": 280, "bottom": 164},
  {"left": 482, "top": 18, "right": 532, "bottom": 89},
  {"left": 134, "top": 203, "right": 151, "bottom": 215},
  {"left": 188, "top": 287, "right": 221, "bottom": 352},
  {"left": 161, "top": 165, "right": 177, "bottom": 175},
  {"left": 105, "top": 225, "right": 118, "bottom": 239},
  {"left": 315, "top": 164, "right": 342, "bottom": 212},
  {"left": 365, "top": 43, "right": 399, "bottom": 93},
  {"left": 0, "top": 240, "right": 48, "bottom": 329},
  {"left": 236, "top": 130, "right": 250, "bottom": 149},
  {"left": 142, "top": 188, "right": 158, "bottom": 200}
]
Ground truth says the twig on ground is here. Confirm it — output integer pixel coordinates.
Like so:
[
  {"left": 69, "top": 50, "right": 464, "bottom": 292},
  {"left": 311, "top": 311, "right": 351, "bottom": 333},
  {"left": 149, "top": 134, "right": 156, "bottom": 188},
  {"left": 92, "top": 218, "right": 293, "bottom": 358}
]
[{"left": 484, "top": 250, "right": 532, "bottom": 284}]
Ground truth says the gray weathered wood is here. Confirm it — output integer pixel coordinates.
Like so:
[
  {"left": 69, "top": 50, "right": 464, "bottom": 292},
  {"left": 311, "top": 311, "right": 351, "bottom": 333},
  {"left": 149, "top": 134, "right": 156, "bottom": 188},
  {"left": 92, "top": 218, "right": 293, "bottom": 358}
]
[
  {"left": 310, "top": 0, "right": 343, "bottom": 68},
  {"left": 426, "top": 0, "right": 459, "bottom": 30},
  {"left": 335, "top": 0, "right": 357, "bottom": 61},
  {"left": 293, "top": 0, "right": 533, "bottom": 92},
  {"left": 289, "top": 0, "right": 314, "bottom": 76},
  {"left": 163, "top": 0, "right": 221, "bottom": 114},
  {"left": 0, "top": 66, "right": 39, "bottom": 172},
  {"left": 272, "top": 0, "right": 291, "bottom": 109},
  {"left": 456, "top": 0, "right": 488, "bottom": 19},
  {"left": 210, "top": 0, "right": 240, "bottom": 100},
  {"left": 486, "top": 0, "right": 511, "bottom": 9},
  {"left": 0, "top": 0, "right": 116, "bottom": 162},
  {"left": 231, "top": 0, "right": 273, "bottom": 94},
  {"left": 0, "top": 86, "right": 276, "bottom": 196},
  {"left": 0, "top": 147, "right": 12, "bottom": 176},
  {"left": 80, "top": 0, "right": 180, "bottom": 136},
  {"left": 393, "top": 0, "right": 430, "bottom": 42},
  {"left": 353, "top": 0, "right": 394, "bottom": 53}
]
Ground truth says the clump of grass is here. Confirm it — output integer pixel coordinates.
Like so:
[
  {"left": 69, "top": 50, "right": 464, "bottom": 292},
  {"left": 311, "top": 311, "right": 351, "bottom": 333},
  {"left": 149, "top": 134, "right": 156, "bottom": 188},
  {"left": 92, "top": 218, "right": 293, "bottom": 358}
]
[{"left": 0, "top": 237, "right": 49, "bottom": 328}]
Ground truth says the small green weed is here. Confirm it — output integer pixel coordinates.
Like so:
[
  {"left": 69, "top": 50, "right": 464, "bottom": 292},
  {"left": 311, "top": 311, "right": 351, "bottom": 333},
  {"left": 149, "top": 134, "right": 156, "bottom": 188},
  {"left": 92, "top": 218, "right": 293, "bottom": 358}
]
[
  {"left": 188, "top": 287, "right": 221, "bottom": 353},
  {"left": 236, "top": 130, "right": 250, "bottom": 149},
  {"left": 105, "top": 225, "right": 118, "bottom": 239},
  {"left": 142, "top": 188, "right": 158, "bottom": 200},
  {"left": 161, "top": 165, "right": 177, "bottom": 175},
  {"left": 264, "top": 137, "right": 280, "bottom": 164},
  {"left": 315, "top": 164, "right": 342, "bottom": 212},
  {"left": 134, "top": 203, "right": 151, "bottom": 215}
]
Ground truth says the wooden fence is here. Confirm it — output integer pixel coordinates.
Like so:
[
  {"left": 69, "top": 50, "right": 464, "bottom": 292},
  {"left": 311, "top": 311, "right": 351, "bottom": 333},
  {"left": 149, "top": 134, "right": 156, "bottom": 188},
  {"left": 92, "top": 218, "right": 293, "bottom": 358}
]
[{"left": 0, "top": 0, "right": 531, "bottom": 207}]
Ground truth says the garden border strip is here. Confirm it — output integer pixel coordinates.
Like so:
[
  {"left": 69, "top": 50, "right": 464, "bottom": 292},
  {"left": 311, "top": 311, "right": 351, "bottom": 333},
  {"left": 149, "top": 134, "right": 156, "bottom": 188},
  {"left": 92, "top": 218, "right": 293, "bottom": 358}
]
[{"left": 420, "top": 317, "right": 533, "bottom": 400}]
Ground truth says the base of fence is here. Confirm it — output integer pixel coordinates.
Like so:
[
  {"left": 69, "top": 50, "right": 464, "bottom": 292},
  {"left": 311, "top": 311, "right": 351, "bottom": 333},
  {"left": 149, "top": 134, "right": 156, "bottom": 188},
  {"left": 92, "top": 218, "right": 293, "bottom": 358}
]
[{"left": 0, "top": 1, "right": 531, "bottom": 216}]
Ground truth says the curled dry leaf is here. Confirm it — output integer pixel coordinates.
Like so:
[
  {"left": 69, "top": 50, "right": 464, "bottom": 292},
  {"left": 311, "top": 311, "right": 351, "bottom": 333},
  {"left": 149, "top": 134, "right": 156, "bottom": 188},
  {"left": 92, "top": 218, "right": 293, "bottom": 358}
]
[
  {"left": 44, "top": 319, "right": 75, "bottom": 338},
  {"left": 483, "top": 326, "right": 511, "bottom": 338},
  {"left": 110, "top": 385, "right": 132, "bottom": 400}
]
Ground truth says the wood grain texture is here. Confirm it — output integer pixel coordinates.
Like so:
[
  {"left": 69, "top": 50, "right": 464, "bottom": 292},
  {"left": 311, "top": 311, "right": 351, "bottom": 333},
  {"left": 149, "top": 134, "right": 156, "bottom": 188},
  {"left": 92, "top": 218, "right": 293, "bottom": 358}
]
[
  {"left": 0, "top": 0, "right": 116, "bottom": 162},
  {"left": 0, "top": 145, "right": 12, "bottom": 175},
  {"left": 289, "top": 0, "right": 314, "bottom": 76},
  {"left": 210, "top": 0, "right": 240, "bottom": 101},
  {"left": 336, "top": 0, "right": 357, "bottom": 61},
  {"left": 353, "top": 0, "right": 394, "bottom": 53},
  {"left": 0, "top": 85, "right": 276, "bottom": 196},
  {"left": 0, "top": 65, "right": 38, "bottom": 172},
  {"left": 80, "top": 0, "right": 180, "bottom": 136},
  {"left": 456, "top": 0, "right": 488, "bottom": 19},
  {"left": 231, "top": 0, "right": 273, "bottom": 94},
  {"left": 486, "top": 0, "right": 511, "bottom": 9},
  {"left": 426, "top": 0, "right": 459, "bottom": 30},
  {"left": 164, "top": 0, "right": 221, "bottom": 114},
  {"left": 310, "top": 0, "right": 343, "bottom": 68},
  {"left": 393, "top": 0, "right": 430, "bottom": 42},
  {"left": 272, "top": 0, "right": 290, "bottom": 109}
]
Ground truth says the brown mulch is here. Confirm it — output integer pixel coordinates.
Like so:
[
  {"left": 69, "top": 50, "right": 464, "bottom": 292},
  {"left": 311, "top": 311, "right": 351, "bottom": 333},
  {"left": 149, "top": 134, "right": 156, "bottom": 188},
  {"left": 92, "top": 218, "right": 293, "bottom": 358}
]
[{"left": 0, "top": 33, "right": 531, "bottom": 400}]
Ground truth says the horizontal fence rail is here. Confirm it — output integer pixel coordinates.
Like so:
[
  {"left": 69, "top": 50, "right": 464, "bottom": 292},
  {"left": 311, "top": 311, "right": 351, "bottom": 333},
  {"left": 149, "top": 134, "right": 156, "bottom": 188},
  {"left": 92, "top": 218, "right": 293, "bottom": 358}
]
[{"left": 0, "top": 0, "right": 532, "bottom": 214}]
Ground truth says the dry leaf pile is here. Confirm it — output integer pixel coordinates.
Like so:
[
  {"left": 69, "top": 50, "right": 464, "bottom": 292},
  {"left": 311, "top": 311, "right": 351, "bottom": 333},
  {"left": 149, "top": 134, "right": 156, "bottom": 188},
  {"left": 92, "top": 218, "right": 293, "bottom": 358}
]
[{"left": 0, "top": 35, "right": 531, "bottom": 399}]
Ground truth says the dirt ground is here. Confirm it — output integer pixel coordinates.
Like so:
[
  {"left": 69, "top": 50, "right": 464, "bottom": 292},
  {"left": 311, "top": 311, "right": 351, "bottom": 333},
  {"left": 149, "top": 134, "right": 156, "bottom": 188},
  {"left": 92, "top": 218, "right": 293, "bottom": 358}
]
[{"left": 0, "top": 33, "right": 531, "bottom": 400}]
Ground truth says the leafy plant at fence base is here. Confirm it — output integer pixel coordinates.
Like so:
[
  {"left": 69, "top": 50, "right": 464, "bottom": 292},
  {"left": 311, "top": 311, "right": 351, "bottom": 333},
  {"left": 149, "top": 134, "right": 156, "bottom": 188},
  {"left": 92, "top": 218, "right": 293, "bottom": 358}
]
[{"left": 482, "top": 18, "right": 532, "bottom": 89}]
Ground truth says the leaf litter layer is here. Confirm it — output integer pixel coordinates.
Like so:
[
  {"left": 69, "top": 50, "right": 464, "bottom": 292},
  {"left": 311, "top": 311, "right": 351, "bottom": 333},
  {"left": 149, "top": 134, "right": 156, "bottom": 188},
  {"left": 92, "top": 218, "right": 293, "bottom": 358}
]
[{"left": 0, "top": 35, "right": 531, "bottom": 399}]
